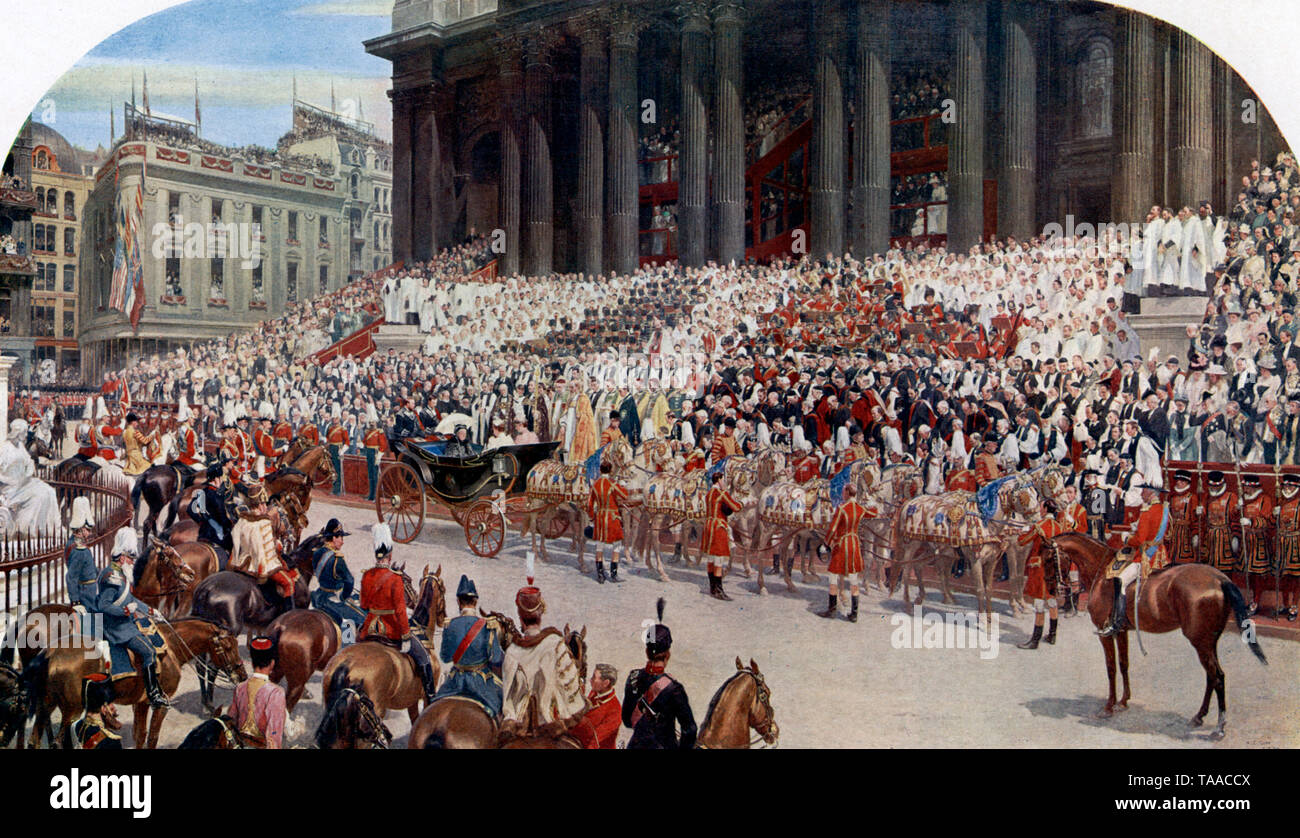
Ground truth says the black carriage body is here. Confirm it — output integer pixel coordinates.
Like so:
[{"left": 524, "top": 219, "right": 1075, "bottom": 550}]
[{"left": 390, "top": 436, "right": 561, "bottom": 505}]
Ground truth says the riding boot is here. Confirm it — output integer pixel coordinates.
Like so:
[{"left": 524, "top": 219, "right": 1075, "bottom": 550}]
[
  {"left": 595, "top": 561, "right": 607, "bottom": 584},
  {"left": 144, "top": 662, "right": 171, "bottom": 708},
  {"left": 818, "top": 593, "right": 838, "bottom": 618},
  {"left": 1045, "top": 618, "right": 1058, "bottom": 645},
  {"left": 609, "top": 562, "right": 623, "bottom": 583},
  {"left": 713, "top": 574, "right": 732, "bottom": 601},
  {"left": 848, "top": 595, "right": 859, "bottom": 623},
  {"left": 1016, "top": 623, "right": 1042, "bottom": 650},
  {"left": 1099, "top": 578, "right": 1126, "bottom": 637}
]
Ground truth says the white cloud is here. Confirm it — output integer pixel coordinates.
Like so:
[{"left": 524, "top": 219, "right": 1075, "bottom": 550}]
[{"left": 293, "top": 1, "right": 393, "bottom": 16}]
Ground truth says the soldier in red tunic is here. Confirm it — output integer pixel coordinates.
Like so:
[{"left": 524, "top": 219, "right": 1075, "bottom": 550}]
[
  {"left": 253, "top": 416, "right": 288, "bottom": 478},
  {"left": 1199, "top": 470, "right": 1239, "bottom": 574},
  {"left": 1055, "top": 486, "right": 1089, "bottom": 614},
  {"left": 573, "top": 662, "right": 622, "bottom": 749},
  {"left": 1166, "top": 470, "right": 1197, "bottom": 564},
  {"left": 272, "top": 411, "right": 294, "bottom": 448},
  {"left": 1100, "top": 485, "right": 1170, "bottom": 637},
  {"left": 587, "top": 460, "right": 629, "bottom": 584},
  {"left": 702, "top": 471, "right": 742, "bottom": 601},
  {"left": 1238, "top": 474, "right": 1274, "bottom": 615},
  {"left": 599, "top": 411, "right": 624, "bottom": 447},
  {"left": 359, "top": 521, "right": 437, "bottom": 703},
  {"left": 819, "top": 485, "right": 873, "bottom": 622},
  {"left": 1016, "top": 499, "right": 1065, "bottom": 649},
  {"left": 1276, "top": 473, "right": 1300, "bottom": 621}
]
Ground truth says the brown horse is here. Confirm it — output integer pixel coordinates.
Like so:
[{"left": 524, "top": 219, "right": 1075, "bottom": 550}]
[
  {"left": 1050, "top": 532, "right": 1268, "bottom": 738},
  {"left": 317, "top": 565, "right": 428, "bottom": 738},
  {"left": 266, "top": 610, "right": 342, "bottom": 713},
  {"left": 24, "top": 617, "right": 246, "bottom": 749},
  {"left": 178, "top": 710, "right": 249, "bottom": 749},
  {"left": 697, "top": 658, "right": 780, "bottom": 749},
  {"left": 408, "top": 622, "right": 588, "bottom": 750},
  {"left": 133, "top": 536, "right": 225, "bottom": 619}
]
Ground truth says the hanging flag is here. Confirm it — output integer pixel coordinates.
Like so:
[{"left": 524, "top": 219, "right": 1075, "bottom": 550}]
[
  {"left": 143, "top": 69, "right": 150, "bottom": 117},
  {"left": 194, "top": 76, "right": 201, "bottom": 134},
  {"left": 706, "top": 455, "right": 730, "bottom": 480},
  {"left": 124, "top": 181, "right": 146, "bottom": 330},
  {"left": 829, "top": 464, "right": 852, "bottom": 507},
  {"left": 109, "top": 187, "right": 128, "bottom": 312}
]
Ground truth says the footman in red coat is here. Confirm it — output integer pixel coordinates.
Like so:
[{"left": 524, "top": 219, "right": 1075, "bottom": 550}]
[
  {"left": 819, "top": 485, "right": 875, "bottom": 622},
  {"left": 573, "top": 663, "right": 622, "bottom": 749}
]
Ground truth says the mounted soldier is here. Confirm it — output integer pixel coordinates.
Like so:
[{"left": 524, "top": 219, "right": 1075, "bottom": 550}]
[
  {"left": 622, "top": 598, "right": 696, "bottom": 749},
  {"left": 498, "top": 560, "right": 588, "bottom": 742},
  {"left": 189, "top": 463, "right": 235, "bottom": 554},
  {"left": 309, "top": 518, "right": 365, "bottom": 640},
  {"left": 253, "top": 416, "right": 288, "bottom": 479},
  {"left": 359, "top": 523, "right": 438, "bottom": 704},
  {"left": 227, "top": 482, "right": 296, "bottom": 603},
  {"left": 433, "top": 574, "right": 504, "bottom": 717},
  {"left": 92, "top": 527, "right": 170, "bottom": 708},
  {"left": 64, "top": 497, "right": 99, "bottom": 631},
  {"left": 1099, "top": 483, "right": 1170, "bottom": 637}
]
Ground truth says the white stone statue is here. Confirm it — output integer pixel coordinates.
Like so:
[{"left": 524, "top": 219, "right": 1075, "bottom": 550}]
[{"left": 0, "top": 419, "right": 60, "bottom": 537}]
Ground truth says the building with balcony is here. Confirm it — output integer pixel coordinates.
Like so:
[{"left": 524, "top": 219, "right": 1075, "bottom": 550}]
[
  {"left": 1, "top": 119, "right": 37, "bottom": 378},
  {"left": 77, "top": 103, "right": 349, "bottom": 382},
  {"left": 365, "top": 0, "right": 1286, "bottom": 277},
  {"left": 281, "top": 99, "right": 394, "bottom": 280},
  {"left": 28, "top": 122, "right": 95, "bottom": 379}
]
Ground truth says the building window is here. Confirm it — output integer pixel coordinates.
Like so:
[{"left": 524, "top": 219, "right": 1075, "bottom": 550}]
[
  {"left": 34, "top": 150, "right": 49, "bottom": 171},
  {"left": 287, "top": 262, "right": 298, "bottom": 304},
  {"left": 288, "top": 211, "right": 299, "bottom": 243},
  {"left": 62, "top": 309, "right": 75, "bottom": 338},
  {"left": 64, "top": 227, "right": 75, "bottom": 256},
  {"left": 350, "top": 173, "right": 359, "bottom": 199},
  {"left": 34, "top": 224, "right": 45, "bottom": 253},
  {"left": 319, "top": 216, "right": 328, "bottom": 246},
  {"left": 46, "top": 190, "right": 57, "bottom": 216},
  {"left": 319, "top": 264, "right": 329, "bottom": 295},
  {"left": 1077, "top": 39, "right": 1113, "bottom": 140},
  {"left": 64, "top": 191, "right": 75, "bottom": 220},
  {"left": 251, "top": 262, "right": 265, "bottom": 307},
  {"left": 63, "top": 264, "right": 74, "bottom": 293},
  {"left": 210, "top": 258, "right": 226, "bottom": 302},
  {"left": 33, "top": 304, "right": 54, "bottom": 337},
  {"left": 164, "top": 258, "right": 182, "bottom": 298}
]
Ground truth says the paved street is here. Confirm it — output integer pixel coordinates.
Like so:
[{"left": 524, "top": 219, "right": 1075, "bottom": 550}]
[{"left": 61, "top": 498, "right": 1300, "bottom": 748}]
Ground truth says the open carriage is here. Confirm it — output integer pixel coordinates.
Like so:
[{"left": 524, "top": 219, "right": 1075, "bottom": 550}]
[{"left": 373, "top": 436, "right": 562, "bottom": 556}]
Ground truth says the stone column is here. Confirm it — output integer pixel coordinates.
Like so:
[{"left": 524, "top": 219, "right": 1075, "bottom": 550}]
[
  {"left": 852, "top": 0, "right": 890, "bottom": 256},
  {"left": 1170, "top": 29, "right": 1213, "bottom": 210},
  {"left": 712, "top": 0, "right": 745, "bottom": 266},
  {"left": 497, "top": 38, "right": 523, "bottom": 277},
  {"left": 678, "top": 1, "right": 711, "bottom": 268},
  {"left": 390, "top": 89, "right": 414, "bottom": 263},
  {"left": 811, "top": 0, "right": 846, "bottom": 259},
  {"left": 1211, "top": 54, "right": 1233, "bottom": 215},
  {"left": 523, "top": 32, "right": 557, "bottom": 277},
  {"left": 577, "top": 19, "right": 607, "bottom": 277},
  {"left": 1112, "top": 10, "right": 1154, "bottom": 226},
  {"left": 605, "top": 9, "right": 640, "bottom": 276},
  {"left": 948, "top": 0, "right": 986, "bottom": 252},
  {"left": 0, "top": 355, "right": 17, "bottom": 427},
  {"left": 998, "top": 3, "right": 1036, "bottom": 240},
  {"left": 409, "top": 89, "right": 433, "bottom": 262}
]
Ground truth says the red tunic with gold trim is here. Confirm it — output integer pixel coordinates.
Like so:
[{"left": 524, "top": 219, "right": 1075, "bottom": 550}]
[
  {"left": 254, "top": 428, "right": 286, "bottom": 460},
  {"left": 710, "top": 433, "right": 739, "bottom": 463},
  {"left": 1240, "top": 490, "right": 1274, "bottom": 575},
  {"left": 702, "top": 485, "right": 742, "bottom": 558},
  {"left": 1167, "top": 488, "right": 1197, "bottom": 564},
  {"left": 572, "top": 687, "right": 621, "bottom": 749},
  {"left": 175, "top": 426, "right": 200, "bottom": 466},
  {"left": 827, "top": 499, "right": 872, "bottom": 575},
  {"left": 1122, "top": 501, "right": 1171, "bottom": 575},
  {"left": 273, "top": 420, "right": 294, "bottom": 445},
  {"left": 96, "top": 421, "right": 121, "bottom": 460},
  {"left": 1058, "top": 502, "right": 1088, "bottom": 534},
  {"left": 793, "top": 455, "right": 820, "bottom": 484},
  {"left": 220, "top": 439, "right": 246, "bottom": 483},
  {"left": 587, "top": 475, "right": 628, "bottom": 544},
  {"left": 946, "top": 468, "right": 977, "bottom": 492},
  {"left": 684, "top": 449, "right": 706, "bottom": 473},
  {"left": 359, "top": 566, "right": 410, "bottom": 642},
  {"left": 1202, "top": 489, "right": 1239, "bottom": 573},
  {"left": 300, "top": 424, "right": 321, "bottom": 446},
  {"left": 974, "top": 453, "right": 1001, "bottom": 486},
  {"left": 1278, "top": 493, "right": 1300, "bottom": 577},
  {"left": 1019, "top": 517, "right": 1065, "bottom": 599},
  {"left": 326, "top": 423, "right": 348, "bottom": 447},
  {"left": 363, "top": 427, "right": 387, "bottom": 454},
  {"left": 599, "top": 426, "right": 624, "bottom": 448}
]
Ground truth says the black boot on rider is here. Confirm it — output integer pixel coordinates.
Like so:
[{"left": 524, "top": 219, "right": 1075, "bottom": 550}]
[
  {"left": 1017, "top": 623, "right": 1042, "bottom": 650},
  {"left": 848, "top": 595, "right": 859, "bottom": 623},
  {"left": 1045, "top": 617, "right": 1058, "bottom": 645},
  {"left": 1099, "top": 578, "right": 1126, "bottom": 637},
  {"left": 144, "top": 662, "right": 171, "bottom": 708},
  {"left": 818, "top": 593, "right": 838, "bottom": 618}
]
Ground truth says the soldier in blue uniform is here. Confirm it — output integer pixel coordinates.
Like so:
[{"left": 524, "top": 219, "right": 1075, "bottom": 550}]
[
  {"left": 71, "top": 673, "right": 122, "bottom": 750},
  {"left": 93, "top": 527, "right": 171, "bottom": 708},
  {"left": 622, "top": 598, "right": 696, "bottom": 749},
  {"left": 189, "top": 463, "right": 235, "bottom": 557},
  {"left": 433, "top": 574, "right": 504, "bottom": 717},
  {"left": 64, "top": 497, "right": 99, "bottom": 633},
  {"left": 310, "top": 518, "right": 365, "bottom": 638}
]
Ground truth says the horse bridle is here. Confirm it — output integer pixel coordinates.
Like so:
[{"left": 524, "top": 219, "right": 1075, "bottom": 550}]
[
  {"left": 152, "top": 615, "right": 245, "bottom": 689},
  {"left": 341, "top": 687, "right": 391, "bottom": 749},
  {"left": 747, "top": 672, "right": 779, "bottom": 747}
]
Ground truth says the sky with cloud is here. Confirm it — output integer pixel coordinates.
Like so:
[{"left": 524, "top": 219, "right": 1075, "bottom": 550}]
[{"left": 40, "top": 0, "right": 396, "bottom": 151}]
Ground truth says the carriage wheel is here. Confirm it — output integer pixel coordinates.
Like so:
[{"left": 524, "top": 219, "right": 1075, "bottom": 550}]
[
  {"left": 376, "top": 462, "right": 424, "bottom": 544},
  {"left": 464, "top": 499, "right": 505, "bottom": 558}
]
